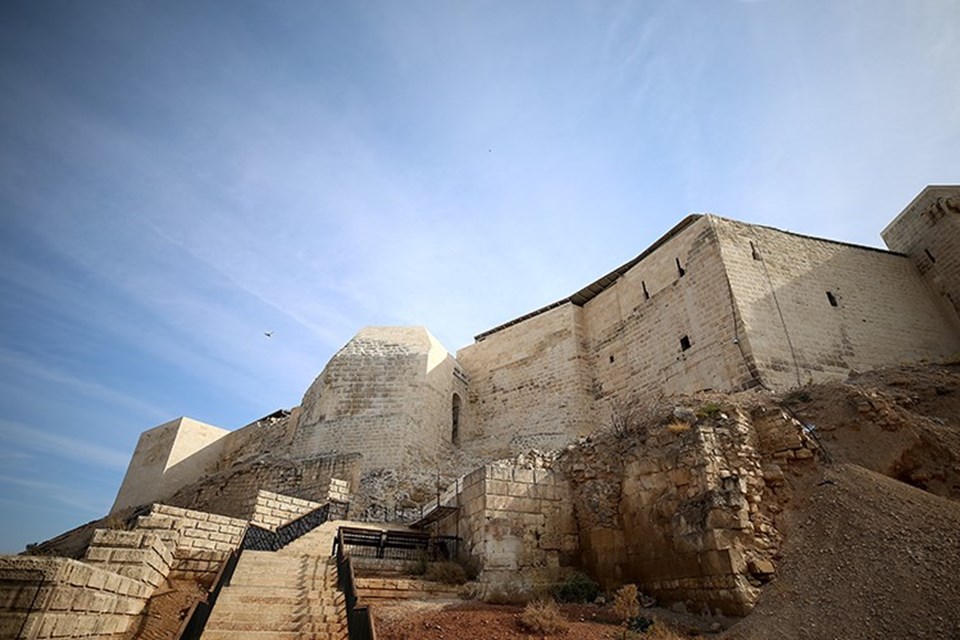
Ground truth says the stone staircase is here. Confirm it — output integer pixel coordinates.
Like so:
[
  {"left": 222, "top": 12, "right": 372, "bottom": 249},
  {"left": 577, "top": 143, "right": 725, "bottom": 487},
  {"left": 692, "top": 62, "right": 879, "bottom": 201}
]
[{"left": 201, "top": 522, "right": 348, "bottom": 640}]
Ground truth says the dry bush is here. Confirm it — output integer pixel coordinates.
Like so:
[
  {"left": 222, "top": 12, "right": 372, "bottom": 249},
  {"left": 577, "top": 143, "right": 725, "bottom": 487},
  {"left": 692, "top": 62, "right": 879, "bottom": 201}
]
[
  {"left": 607, "top": 394, "right": 657, "bottom": 439},
  {"left": 644, "top": 621, "right": 687, "bottom": 639},
  {"left": 424, "top": 561, "right": 468, "bottom": 585},
  {"left": 518, "top": 599, "right": 569, "bottom": 635},
  {"left": 612, "top": 584, "right": 640, "bottom": 623},
  {"left": 485, "top": 583, "right": 528, "bottom": 605},
  {"left": 666, "top": 420, "right": 691, "bottom": 434}
]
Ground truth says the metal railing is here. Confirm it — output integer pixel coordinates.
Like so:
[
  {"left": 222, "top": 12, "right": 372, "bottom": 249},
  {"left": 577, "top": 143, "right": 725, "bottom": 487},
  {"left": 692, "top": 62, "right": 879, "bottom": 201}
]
[
  {"left": 175, "top": 549, "right": 239, "bottom": 640},
  {"left": 335, "top": 527, "right": 377, "bottom": 640},
  {"left": 175, "top": 499, "right": 348, "bottom": 639},
  {"left": 243, "top": 500, "right": 349, "bottom": 551}
]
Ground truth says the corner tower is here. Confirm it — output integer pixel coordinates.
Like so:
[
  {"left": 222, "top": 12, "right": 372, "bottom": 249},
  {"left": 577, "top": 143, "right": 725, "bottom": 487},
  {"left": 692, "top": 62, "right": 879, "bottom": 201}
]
[
  {"left": 882, "top": 185, "right": 960, "bottom": 326},
  {"left": 290, "top": 327, "right": 468, "bottom": 471}
]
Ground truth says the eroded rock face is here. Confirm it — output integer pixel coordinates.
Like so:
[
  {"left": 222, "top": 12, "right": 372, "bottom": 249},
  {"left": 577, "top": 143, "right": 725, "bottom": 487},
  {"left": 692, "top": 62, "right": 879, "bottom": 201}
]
[{"left": 558, "top": 404, "right": 821, "bottom": 616}]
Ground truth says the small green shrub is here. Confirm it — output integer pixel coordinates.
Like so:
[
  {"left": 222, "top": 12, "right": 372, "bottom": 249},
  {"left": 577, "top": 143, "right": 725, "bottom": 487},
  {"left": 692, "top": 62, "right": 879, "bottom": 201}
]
[
  {"left": 627, "top": 616, "right": 654, "bottom": 632},
  {"left": 552, "top": 571, "right": 600, "bottom": 603},
  {"left": 696, "top": 402, "right": 723, "bottom": 418},
  {"left": 518, "top": 599, "right": 569, "bottom": 635}
]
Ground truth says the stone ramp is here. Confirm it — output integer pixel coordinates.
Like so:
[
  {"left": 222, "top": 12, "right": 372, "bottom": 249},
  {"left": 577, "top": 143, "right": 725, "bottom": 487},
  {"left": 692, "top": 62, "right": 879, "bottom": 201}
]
[{"left": 201, "top": 552, "right": 347, "bottom": 640}]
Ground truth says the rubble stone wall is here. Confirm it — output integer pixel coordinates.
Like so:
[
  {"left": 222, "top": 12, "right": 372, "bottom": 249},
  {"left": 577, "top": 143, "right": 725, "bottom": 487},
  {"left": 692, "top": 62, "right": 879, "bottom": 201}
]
[{"left": 562, "top": 405, "right": 822, "bottom": 616}]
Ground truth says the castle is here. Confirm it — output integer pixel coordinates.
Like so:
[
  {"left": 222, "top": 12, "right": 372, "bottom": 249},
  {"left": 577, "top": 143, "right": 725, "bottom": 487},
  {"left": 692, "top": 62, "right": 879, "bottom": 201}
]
[
  {"left": 112, "top": 185, "right": 960, "bottom": 515},
  {"left": 4, "top": 186, "right": 959, "bottom": 638}
]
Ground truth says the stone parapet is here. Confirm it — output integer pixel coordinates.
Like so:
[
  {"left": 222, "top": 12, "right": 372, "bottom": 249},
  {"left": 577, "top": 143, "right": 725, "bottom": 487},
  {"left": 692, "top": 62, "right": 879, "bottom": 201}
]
[
  {"left": 0, "top": 555, "right": 151, "bottom": 639},
  {"left": 83, "top": 530, "right": 173, "bottom": 589}
]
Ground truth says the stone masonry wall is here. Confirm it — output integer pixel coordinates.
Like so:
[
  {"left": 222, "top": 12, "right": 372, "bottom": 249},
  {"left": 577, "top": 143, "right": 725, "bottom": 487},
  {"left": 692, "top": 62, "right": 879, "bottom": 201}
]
[
  {"left": 457, "top": 304, "right": 595, "bottom": 459},
  {"left": 134, "top": 504, "right": 246, "bottom": 587},
  {"left": 111, "top": 417, "right": 228, "bottom": 514},
  {"left": 433, "top": 460, "right": 578, "bottom": 593},
  {"left": 0, "top": 556, "right": 153, "bottom": 639},
  {"left": 882, "top": 186, "right": 960, "bottom": 326},
  {"left": 561, "top": 404, "right": 820, "bottom": 616},
  {"left": 293, "top": 327, "right": 461, "bottom": 471},
  {"left": 585, "top": 216, "right": 756, "bottom": 408},
  {"left": 249, "top": 490, "right": 323, "bottom": 531},
  {"left": 165, "top": 454, "right": 361, "bottom": 521},
  {"left": 714, "top": 216, "right": 960, "bottom": 391},
  {"left": 82, "top": 530, "right": 173, "bottom": 591}
]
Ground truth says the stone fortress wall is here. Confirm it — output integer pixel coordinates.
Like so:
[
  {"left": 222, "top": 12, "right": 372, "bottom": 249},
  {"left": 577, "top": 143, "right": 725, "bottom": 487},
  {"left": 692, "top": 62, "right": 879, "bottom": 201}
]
[{"left": 110, "top": 186, "right": 960, "bottom": 515}]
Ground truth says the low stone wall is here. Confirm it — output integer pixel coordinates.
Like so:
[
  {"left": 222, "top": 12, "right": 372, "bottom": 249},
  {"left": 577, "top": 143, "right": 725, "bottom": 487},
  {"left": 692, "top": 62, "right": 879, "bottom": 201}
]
[
  {"left": 135, "top": 504, "right": 247, "bottom": 586},
  {"left": 433, "top": 459, "right": 579, "bottom": 593},
  {"left": 83, "top": 530, "right": 173, "bottom": 590},
  {"left": 249, "top": 490, "right": 324, "bottom": 531},
  {"left": 0, "top": 556, "right": 152, "bottom": 639}
]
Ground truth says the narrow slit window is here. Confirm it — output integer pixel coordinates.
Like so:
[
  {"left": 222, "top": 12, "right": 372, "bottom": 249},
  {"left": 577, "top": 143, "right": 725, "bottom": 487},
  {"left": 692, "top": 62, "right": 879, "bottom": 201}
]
[
  {"left": 826, "top": 291, "right": 838, "bottom": 307},
  {"left": 750, "top": 241, "right": 761, "bottom": 261},
  {"left": 642, "top": 280, "right": 650, "bottom": 300},
  {"left": 925, "top": 249, "right": 937, "bottom": 264},
  {"left": 680, "top": 335, "right": 691, "bottom": 351},
  {"left": 609, "top": 355, "right": 615, "bottom": 363},
  {"left": 676, "top": 258, "right": 686, "bottom": 278}
]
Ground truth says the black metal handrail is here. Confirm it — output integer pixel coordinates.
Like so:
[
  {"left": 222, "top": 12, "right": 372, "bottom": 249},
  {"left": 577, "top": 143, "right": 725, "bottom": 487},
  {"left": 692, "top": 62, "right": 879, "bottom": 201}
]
[
  {"left": 335, "top": 527, "right": 377, "bottom": 640},
  {"left": 176, "top": 499, "right": 348, "bottom": 639},
  {"left": 243, "top": 500, "right": 349, "bottom": 551},
  {"left": 176, "top": 548, "right": 240, "bottom": 640}
]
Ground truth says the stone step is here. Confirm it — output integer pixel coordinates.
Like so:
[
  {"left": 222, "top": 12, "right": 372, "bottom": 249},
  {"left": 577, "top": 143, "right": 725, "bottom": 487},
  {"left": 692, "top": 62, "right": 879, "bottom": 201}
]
[
  {"left": 211, "top": 600, "right": 343, "bottom": 615},
  {"left": 202, "top": 631, "right": 347, "bottom": 640},
  {"left": 206, "top": 609, "right": 344, "bottom": 625},
  {"left": 215, "top": 588, "right": 343, "bottom": 605},
  {"left": 205, "top": 621, "right": 346, "bottom": 634}
]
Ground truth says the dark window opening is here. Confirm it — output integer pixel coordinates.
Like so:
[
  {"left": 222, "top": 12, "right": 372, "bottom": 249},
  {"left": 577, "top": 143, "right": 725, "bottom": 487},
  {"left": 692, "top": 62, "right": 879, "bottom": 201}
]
[
  {"left": 642, "top": 280, "right": 650, "bottom": 300},
  {"left": 925, "top": 249, "right": 937, "bottom": 264},
  {"left": 609, "top": 355, "right": 615, "bottom": 363},
  {"left": 680, "top": 335, "right": 691, "bottom": 351},
  {"left": 826, "top": 291, "right": 838, "bottom": 307},
  {"left": 750, "top": 241, "right": 761, "bottom": 261},
  {"left": 676, "top": 258, "right": 686, "bottom": 278},
  {"left": 452, "top": 394, "right": 462, "bottom": 445}
]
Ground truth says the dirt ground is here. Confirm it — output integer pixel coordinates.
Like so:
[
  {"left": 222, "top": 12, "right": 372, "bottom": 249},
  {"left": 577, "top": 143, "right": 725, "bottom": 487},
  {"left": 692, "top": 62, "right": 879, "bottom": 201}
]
[
  {"left": 376, "top": 362, "right": 960, "bottom": 640},
  {"left": 373, "top": 600, "right": 721, "bottom": 640}
]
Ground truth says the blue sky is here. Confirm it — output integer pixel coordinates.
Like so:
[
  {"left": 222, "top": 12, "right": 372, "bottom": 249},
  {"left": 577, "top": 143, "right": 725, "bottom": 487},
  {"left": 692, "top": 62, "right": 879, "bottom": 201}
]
[{"left": 1, "top": 0, "right": 957, "bottom": 553}]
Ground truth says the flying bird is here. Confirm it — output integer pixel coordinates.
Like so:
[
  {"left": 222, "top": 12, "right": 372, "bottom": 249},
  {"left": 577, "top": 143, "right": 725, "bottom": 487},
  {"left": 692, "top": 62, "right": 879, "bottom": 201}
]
[{"left": 264, "top": 331, "right": 273, "bottom": 338}]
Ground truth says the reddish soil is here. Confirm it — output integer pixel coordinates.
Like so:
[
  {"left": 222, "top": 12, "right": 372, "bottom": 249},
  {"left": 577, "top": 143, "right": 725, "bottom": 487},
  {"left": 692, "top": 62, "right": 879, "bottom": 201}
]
[{"left": 373, "top": 601, "right": 707, "bottom": 640}]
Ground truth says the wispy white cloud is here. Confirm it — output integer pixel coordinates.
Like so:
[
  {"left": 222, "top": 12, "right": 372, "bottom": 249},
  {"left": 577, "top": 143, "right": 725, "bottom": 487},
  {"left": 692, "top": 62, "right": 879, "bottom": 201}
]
[
  {"left": 0, "top": 349, "right": 170, "bottom": 422},
  {"left": 0, "top": 420, "right": 129, "bottom": 471},
  {"left": 0, "top": 475, "right": 111, "bottom": 516}
]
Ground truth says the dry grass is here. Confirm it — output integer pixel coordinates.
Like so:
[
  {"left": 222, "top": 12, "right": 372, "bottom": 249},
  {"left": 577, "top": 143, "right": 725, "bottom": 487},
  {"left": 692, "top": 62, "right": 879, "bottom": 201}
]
[
  {"left": 518, "top": 599, "right": 569, "bottom": 635},
  {"left": 643, "top": 621, "right": 687, "bottom": 639},
  {"left": 666, "top": 420, "right": 691, "bottom": 434},
  {"left": 423, "top": 561, "right": 468, "bottom": 585},
  {"left": 612, "top": 584, "right": 639, "bottom": 623}
]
